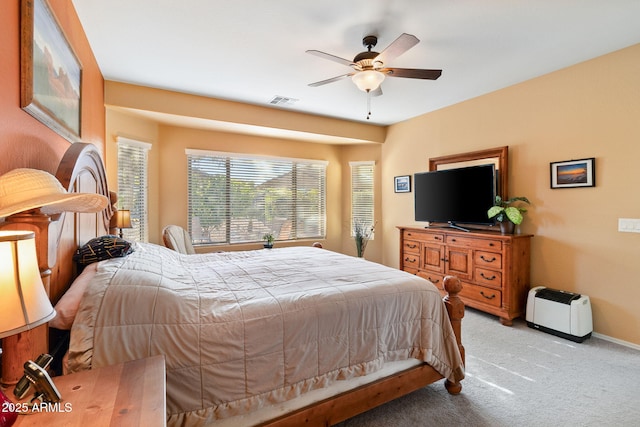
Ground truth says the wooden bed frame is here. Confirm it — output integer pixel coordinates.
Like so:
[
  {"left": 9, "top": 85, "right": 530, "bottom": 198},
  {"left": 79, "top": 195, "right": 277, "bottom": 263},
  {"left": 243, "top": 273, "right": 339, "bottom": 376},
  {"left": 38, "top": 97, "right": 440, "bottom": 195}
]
[{"left": 2, "top": 142, "right": 465, "bottom": 426}]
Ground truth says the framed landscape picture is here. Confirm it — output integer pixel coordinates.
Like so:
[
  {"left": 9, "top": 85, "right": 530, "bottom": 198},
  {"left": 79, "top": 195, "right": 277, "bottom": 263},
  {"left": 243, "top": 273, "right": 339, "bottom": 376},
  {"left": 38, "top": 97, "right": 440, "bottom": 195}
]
[
  {"left": 394, "top": 175, "right": 411, "bottom": 193},
  {"left": 550, "top": 158, "right": 595, "bottom": 189},
  {"left": 21, "top": 0, "right": 82, "bottom": 142}
]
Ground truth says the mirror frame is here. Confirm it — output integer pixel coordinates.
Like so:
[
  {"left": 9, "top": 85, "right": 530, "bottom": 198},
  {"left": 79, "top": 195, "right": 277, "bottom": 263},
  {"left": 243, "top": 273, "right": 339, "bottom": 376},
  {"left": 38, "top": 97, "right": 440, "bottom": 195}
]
[{"left": 429, "top": 146, "right": 509, "bottom": 199}]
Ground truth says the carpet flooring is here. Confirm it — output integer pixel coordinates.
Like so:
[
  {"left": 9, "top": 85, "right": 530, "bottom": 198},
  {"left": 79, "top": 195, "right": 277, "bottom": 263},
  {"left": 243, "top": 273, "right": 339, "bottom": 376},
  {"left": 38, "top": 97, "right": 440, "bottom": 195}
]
[{"left": 337, "top": 308, "right": 640, "bottom": 427}]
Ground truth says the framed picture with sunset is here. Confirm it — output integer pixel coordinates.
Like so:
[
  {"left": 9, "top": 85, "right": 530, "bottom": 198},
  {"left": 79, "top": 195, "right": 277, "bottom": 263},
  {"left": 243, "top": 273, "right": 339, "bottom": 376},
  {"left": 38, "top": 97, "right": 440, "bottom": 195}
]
[
  {"left": 550, "top": 158, "right": 595, "bottom": 189},
  {"left": 20, "top": 0, "right": 82, "bottom": 143}
]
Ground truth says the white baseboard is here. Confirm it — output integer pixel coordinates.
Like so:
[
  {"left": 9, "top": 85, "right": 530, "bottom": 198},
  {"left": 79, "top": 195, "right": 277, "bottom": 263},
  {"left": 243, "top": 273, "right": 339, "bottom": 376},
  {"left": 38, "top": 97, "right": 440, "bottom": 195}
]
[{"left": 592, "top": 332, "right": 640, "bottom": 351}]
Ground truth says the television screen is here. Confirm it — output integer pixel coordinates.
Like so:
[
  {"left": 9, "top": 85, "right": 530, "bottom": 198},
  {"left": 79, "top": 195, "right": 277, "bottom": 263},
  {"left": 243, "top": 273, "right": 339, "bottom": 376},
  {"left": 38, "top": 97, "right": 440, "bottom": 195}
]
[{"left": 414, "top": 164, "right": 496, "bottom": 227}]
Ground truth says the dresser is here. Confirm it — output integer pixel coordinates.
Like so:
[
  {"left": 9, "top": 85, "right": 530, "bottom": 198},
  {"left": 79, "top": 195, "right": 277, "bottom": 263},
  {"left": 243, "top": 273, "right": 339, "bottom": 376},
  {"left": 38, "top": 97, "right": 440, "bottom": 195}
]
[{"left": 398, "top": 226, "right": 532, "bottom": 325}]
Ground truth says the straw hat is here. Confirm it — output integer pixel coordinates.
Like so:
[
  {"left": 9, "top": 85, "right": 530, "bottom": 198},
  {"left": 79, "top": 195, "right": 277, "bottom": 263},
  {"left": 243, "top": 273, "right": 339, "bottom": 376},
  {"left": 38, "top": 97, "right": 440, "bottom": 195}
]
[{"left": 0, "top": 168, "right": 109, "bottom": 218}]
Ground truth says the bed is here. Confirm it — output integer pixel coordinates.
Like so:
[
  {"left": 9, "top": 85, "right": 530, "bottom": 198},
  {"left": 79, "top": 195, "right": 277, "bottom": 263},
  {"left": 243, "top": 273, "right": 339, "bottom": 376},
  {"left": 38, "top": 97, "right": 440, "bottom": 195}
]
[{"left": 2, "top": 143, "right": 466, "bottom": 426}]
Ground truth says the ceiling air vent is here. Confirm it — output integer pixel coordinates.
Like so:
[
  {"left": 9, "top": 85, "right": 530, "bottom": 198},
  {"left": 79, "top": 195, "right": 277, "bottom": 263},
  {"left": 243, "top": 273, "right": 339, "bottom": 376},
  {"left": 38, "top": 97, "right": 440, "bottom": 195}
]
[{"left": 269, "top": 96, "right": 298, "bottom": 106}]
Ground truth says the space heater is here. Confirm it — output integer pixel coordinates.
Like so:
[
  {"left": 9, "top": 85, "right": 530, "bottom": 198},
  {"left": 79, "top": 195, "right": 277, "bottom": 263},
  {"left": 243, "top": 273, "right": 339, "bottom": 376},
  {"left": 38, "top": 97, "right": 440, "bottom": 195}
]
[{"left": 525, "top": 286, "right": 592, "bottom": 343}]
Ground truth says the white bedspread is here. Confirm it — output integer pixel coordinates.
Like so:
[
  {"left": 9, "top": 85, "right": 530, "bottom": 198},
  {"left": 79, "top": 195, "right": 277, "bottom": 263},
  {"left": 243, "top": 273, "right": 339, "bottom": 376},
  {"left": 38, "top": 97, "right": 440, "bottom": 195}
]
[{"left": 67, "top": 244, "right": 464, "bottom": 426}]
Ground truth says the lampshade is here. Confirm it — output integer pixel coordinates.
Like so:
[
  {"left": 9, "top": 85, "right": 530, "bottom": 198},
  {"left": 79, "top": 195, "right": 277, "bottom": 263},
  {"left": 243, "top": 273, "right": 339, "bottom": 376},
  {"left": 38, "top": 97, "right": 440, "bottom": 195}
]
[
  {"left": 351, "top": 70, "right": 386, "bottom": 92},
  {"left": 113, "top": 210, "right": 132, "bottom": 229},
  {"left": 0, "top": 231, "right": 55, "bottom": 339}
]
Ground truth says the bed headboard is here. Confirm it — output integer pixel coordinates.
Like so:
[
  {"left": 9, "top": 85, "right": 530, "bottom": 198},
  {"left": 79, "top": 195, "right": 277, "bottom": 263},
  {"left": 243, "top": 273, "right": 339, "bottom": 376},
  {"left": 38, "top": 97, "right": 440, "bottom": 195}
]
[
  {"left": 0, "top": 142, "right": 113, "bottom": 382},
  {"left": 51, "top": 143, "right": 114, "bottom": 302}
]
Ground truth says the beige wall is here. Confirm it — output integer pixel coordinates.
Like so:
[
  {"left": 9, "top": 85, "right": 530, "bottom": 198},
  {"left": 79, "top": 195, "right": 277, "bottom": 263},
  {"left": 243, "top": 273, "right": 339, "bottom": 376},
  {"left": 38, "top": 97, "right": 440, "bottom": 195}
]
[
  {"left": 105, "top": 98, "right": 383, "bottom": 258},
  {"left": 382, "top": 44, "right": 640, "bottom": 345}
]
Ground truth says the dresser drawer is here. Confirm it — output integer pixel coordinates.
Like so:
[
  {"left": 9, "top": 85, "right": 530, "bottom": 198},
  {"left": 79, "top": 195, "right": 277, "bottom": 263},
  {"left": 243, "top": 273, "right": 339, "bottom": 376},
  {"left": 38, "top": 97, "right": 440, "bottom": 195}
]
[
  {"left": 404, "top": 230, "right": 444, "bottom": 243},
  {"left": 445, "top": 235, "right": 502, "bottom": 251},
  {"left": 402, "top": 239, "right": 421, "bottom": 254},
  {"left": 474, "top": 251, "right": 503, "bottom": 269},
  {"left": 402, "top": 253, "right": 421, "bottom": 269},
  {"left": 475, "top": 267, "right": 502, "bottom": 289},
  {"left": 403, "top": 266, "right": 419, "bottom": 275},
  {"left": 460, "top": 282, "right": 502, "bottom": 308},
  {"left": 417, "top": 271, "right": 445, "bottom": 289}
]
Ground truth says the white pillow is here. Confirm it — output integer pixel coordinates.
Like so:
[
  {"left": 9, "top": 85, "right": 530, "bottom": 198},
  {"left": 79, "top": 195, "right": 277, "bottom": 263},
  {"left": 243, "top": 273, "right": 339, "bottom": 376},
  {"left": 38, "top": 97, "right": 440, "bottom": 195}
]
[{"left": 49, "top": 262, "right": 98, "bottom": 330}]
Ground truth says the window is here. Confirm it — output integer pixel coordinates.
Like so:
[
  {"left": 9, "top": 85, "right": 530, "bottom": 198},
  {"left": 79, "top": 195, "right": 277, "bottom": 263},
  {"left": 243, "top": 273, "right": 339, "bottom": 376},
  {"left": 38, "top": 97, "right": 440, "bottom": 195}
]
[
  {"left": 186, "top": 149, "right": 327, "bottom": 245},
  {"left": 350, "top": 161, "right": 375, "bottom": 236},
  {"left": 117, "top": 137, "right": 151, "bottom": 242}
]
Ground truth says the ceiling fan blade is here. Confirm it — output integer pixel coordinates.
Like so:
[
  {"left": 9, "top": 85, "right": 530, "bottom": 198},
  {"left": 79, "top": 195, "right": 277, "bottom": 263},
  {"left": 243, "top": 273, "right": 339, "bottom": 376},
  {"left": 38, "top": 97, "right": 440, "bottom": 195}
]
[
  {"left": 308, "top": 73, "right": 353, "bottom": 87},
  {"left": 370, "top": 86, "right": 383, "bottom": 97},
  {"left": 382, "top": 68, "right": 442, "bottom": 80},
  {"left": 374, "top": 33, "right": 420, "bottom": 65},
  {"left": 306, "top": 50, "right": 355, "bottom": 67}
]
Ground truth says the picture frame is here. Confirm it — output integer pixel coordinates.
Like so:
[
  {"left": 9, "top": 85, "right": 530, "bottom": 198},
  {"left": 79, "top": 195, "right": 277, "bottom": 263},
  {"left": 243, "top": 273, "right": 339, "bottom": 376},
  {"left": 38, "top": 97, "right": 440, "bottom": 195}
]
[
  {"left": 394, "top": 175, "right": 411, "bottom": 193},
  {"left": 550, "top": 158, "right": 595, "bottom": 189},
  {"left": 20, "top": 0, "right": 82, "bottom": 142}
]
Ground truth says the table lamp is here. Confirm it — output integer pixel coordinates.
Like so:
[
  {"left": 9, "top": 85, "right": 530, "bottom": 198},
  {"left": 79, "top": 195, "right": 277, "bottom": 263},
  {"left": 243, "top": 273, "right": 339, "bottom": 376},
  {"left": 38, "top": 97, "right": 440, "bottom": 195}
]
[
  {"left": 112, "top": 209, "right": 132, "bottom": 238},
  {"left": 0, "top": 231, "right": 56, "bottom": 387}
]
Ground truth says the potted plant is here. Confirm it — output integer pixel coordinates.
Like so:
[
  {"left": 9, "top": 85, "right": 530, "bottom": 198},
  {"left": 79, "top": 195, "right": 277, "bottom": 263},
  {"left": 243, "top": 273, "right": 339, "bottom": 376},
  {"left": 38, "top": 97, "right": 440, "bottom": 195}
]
[
  {"left": 262, "top": 233, "right": 275, "bottom": 249},
  {"left": 487, "top": 195, "right": 530, "bottom": 234}
]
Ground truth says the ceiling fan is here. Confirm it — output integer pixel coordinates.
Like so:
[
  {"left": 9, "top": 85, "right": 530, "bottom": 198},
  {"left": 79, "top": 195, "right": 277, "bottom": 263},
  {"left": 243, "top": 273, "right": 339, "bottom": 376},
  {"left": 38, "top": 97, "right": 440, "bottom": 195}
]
[{"left": 306, "top": 33, "right": 442, "bottom": 97}]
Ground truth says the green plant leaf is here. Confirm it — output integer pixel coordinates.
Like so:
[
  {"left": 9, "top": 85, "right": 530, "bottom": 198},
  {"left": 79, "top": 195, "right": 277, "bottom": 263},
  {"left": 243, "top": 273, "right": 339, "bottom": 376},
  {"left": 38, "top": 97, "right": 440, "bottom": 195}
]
[
  {"left": 487, "top": 206, "right": 504, "bottom": 219},
  {"left": 504, "top": 207, "right": 523, "bottom": 224}
]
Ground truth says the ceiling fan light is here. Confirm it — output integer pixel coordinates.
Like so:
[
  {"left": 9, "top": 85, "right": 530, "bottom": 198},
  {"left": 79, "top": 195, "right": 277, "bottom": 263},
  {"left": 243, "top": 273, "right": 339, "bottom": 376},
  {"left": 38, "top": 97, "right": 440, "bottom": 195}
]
[{"left": 352, "top": 70, "right": 385, "bottom": 92}]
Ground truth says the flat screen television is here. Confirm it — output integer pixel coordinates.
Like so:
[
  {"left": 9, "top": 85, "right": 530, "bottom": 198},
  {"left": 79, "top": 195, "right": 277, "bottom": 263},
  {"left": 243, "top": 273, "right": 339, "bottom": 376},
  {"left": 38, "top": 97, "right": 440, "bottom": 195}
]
[{"left": 414, "top": 164, "right": 497, "bottom": 230}]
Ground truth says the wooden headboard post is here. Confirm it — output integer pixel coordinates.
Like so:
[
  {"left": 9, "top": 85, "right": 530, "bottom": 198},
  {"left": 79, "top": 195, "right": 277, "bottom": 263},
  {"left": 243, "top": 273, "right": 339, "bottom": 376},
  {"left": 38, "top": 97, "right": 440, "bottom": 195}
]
[{"left": 0, "top": 143, "right": 113, "bottom": 385}]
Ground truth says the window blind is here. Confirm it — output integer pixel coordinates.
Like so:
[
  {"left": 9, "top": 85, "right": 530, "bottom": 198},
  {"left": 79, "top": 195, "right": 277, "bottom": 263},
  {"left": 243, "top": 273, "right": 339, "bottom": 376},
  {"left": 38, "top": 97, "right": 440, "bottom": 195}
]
[
  {"left": 117, "top": 137, "right": 151, "bottom": 242},
  {"left": 186, "top": 150, "right": 326, "bottom": 245},
  {"left": 350, "top": 161, "right": 375, "bottom": 236}
]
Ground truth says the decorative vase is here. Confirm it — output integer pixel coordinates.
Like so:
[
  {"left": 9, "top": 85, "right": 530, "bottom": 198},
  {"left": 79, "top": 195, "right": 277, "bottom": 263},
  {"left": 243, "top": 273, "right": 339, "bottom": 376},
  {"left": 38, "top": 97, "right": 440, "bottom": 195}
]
[
  {"left": 356, "top": 237, "right": 367, "bottom": 259},
  {"left": 499, "top": 221, "right": 515, "bottom": 235}
]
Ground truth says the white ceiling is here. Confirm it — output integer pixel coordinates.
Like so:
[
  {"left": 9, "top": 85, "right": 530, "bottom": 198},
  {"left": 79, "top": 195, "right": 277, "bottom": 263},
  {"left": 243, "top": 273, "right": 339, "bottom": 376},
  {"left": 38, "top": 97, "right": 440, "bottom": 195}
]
[{"left": 72, "top": 0, "right": 640, "bottom": 127}]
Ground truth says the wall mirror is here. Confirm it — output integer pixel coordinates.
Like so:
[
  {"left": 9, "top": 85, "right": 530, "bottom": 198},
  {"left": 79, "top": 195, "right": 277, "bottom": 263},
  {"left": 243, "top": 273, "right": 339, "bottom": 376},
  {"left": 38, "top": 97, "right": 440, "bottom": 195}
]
[{"left": 429, "top": 146, "right": 509, "bottom": 198}]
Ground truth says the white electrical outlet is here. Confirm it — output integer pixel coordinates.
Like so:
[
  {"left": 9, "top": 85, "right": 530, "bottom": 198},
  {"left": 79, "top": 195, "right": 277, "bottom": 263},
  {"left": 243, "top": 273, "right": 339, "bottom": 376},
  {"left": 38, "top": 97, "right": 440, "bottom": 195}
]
[{"left": 618, "top": 218, "right": 640, "bottom": 233}]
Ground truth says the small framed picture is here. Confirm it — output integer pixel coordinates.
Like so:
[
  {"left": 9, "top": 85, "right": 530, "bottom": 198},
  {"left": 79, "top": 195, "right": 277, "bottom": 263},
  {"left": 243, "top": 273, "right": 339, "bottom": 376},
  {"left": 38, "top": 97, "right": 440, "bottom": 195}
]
[
  {"left": 394, "top": 175, "right": 411, "bottom": 193},
  {"left": 550, "top": 158, "right": 595, "bottom": 189}
]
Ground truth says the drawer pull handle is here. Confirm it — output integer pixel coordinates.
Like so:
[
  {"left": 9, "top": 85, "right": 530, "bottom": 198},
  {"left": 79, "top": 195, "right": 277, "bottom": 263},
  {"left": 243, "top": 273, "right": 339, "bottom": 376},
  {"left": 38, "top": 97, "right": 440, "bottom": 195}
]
[
  {"left": 480, "top": 291, "right": 496, "bottom": 300},
  {"left": 451, "top": 238, "right": 456, "bottom": 242},
  {"left": 480, "top": 273, "right": 497, "bottom": 280},
  {"left": 489, "top": 243, "right": 495, "bottom": 247},
  {"left": 404, "top": 257, "right": 417, "bottom": 263},
  {"left": 435, "top": 236, "right": 442, "bottom": 240},
  {"left": 480, "top": 255, "right": 496, "bottom": 263},
  {"left": 406, "top": 244, "right": 417, "bottom": 249},
  {"left": 428, "top": 277, "right": 440, "bottom": 284}
]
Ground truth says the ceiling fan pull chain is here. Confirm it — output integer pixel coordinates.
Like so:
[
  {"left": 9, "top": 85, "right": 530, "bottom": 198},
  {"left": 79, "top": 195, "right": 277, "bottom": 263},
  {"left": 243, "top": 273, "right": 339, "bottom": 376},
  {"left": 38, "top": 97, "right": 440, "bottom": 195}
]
[{"left": 366, "top": 90, "right": 372, "bottom": 120}]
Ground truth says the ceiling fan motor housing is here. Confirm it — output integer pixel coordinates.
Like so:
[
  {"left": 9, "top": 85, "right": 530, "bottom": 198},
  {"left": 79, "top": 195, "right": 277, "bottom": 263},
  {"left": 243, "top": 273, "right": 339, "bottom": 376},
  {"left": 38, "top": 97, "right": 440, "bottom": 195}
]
[
  {"left": 353, "top": 51, "right": 380, "bottom": 66},
  {"left": 354, "top": 35, "right": 381, "bottom": 67}
]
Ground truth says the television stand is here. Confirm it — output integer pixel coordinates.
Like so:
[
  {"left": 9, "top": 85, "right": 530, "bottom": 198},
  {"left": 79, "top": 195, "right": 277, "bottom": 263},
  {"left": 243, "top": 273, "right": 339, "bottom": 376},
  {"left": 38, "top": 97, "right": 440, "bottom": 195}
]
[
  {"left": 398, "top": 226, "right": 533, "bottom": 325},
  {"left": 426, "top": 222, "right": 471, "bottom": 232}
]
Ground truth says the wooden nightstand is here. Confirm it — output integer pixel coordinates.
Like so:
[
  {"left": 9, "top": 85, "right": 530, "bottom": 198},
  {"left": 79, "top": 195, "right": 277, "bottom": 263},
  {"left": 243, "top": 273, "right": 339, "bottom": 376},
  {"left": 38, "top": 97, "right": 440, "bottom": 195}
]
[{"left": 12, "top": 355, "right": 166, "bottom": 426}]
